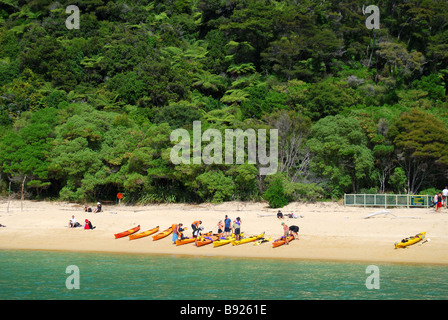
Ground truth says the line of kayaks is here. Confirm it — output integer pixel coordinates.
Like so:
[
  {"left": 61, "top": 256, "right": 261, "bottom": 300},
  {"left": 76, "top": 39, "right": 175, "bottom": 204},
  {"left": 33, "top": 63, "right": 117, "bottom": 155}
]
[
  {"left": 114, "top": 226, "right": 294, "bottom": 248},
  {"left": 115, "top": 226, "right": 429, "bottom": 249}
]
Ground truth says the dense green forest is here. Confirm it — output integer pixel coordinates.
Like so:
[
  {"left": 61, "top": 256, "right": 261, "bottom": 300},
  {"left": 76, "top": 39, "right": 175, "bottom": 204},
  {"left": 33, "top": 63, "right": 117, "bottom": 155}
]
[{"left": 1, "top": 0, "right": 448, "bottom": 206}]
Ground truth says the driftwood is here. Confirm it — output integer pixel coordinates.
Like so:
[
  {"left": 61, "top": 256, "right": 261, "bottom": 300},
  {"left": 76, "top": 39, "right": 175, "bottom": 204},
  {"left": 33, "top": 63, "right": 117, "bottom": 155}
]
[{"left": 362, "top": 210, "right": 420, "bottom": 219}]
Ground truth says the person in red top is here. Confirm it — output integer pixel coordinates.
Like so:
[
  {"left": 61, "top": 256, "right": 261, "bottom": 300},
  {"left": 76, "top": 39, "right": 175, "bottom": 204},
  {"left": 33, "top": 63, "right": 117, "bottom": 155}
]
[{"left": 84, "top": 219, "right": 96, "bottom": 230}]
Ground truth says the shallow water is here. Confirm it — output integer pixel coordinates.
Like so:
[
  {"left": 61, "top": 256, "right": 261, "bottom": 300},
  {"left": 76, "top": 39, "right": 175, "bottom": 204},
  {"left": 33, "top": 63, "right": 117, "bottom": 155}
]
[{"left": 1, "top": 250, "right": 447, "bottom": 300}]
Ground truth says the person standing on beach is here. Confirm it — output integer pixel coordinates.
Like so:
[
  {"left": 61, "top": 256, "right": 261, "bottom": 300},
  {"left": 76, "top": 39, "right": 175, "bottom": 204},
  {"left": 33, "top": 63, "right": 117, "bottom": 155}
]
[
  {"left": 224, "top": 215, "right": 231, "bottom": 237},
  {"left": 233, "top": 217, "right": 242, "bottom": 241},
  {"left": 172, "top": 223, "right": 183, "bottom": 244},
  {"left": 435, "top": 193, "right": 443, "bottom": 212},
  {"left": 217, "top": 219, "right": 224, "bottom": 238},
  {"left": 191, "top": 220, "right": 202, "bottom": 237},
  {"left": 443, "top": 187, "right": 448, "bottom": 208},
  {"left": 281, "top": 222, "right": 289, "bottom": 244}
]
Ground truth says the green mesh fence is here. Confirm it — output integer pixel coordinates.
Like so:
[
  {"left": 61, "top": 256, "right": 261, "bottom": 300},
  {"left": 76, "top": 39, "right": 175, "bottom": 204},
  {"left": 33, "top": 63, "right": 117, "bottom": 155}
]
[{"left": 344, "top": 194, "right": 431, "bottom": 208}]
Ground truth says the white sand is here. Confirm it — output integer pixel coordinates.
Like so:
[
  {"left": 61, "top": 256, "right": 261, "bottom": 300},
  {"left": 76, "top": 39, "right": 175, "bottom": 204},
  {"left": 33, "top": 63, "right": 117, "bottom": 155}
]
[{"left": 1, "top": 200, "right": 447, "bottom": 264}]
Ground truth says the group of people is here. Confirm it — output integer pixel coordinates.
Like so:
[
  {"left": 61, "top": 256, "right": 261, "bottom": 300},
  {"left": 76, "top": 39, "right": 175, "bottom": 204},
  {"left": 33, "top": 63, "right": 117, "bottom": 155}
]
[
  {"left": 281, "top": 222, "right": 300, "bottom": 245},
  {"left": 434, "top": 187, "right": 448, "bottom": 212},
  {"left": 69, "top": 215, "right": 96, "bottom": 230},
  {"left": 277, "top": 210, "right": 300, "bottom": 244},
  {"left": 171, "top": 221, "right": 203, "bottom": 245},
  {"left": 66, "top": 202, "right": 102, "bottom": 229},
  {"left": 172, "top": 215, "right": 244, "bottom": 245},
  {"left": 84, "top": 202, "right": 102, "bottom": 213},
  {"left": 171, "top": 213, "right": 299, "bottom": 245}
]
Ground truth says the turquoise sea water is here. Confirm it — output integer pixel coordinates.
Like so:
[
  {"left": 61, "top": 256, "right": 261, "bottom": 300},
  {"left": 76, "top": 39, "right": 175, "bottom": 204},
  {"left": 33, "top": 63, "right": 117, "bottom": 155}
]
[{"left": 1, "top": 250, "right": 447, "bottom": 300}]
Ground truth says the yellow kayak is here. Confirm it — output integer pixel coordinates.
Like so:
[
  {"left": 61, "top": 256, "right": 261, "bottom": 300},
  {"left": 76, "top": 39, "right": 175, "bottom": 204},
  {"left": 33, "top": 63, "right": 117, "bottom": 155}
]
[
  {"left": 395, "top": 232, "right": 426, "bottom": 248},
  {"left": 213, "top": 234, "right": 242, "bottom": 248},
  {"left": 232, "top": 233, "right": 265, "bottom": 246}
]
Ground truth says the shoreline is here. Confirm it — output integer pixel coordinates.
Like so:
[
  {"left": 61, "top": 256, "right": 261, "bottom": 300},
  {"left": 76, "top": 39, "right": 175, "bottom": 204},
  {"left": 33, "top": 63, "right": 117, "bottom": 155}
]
[
  {"left": 3, "top": 247, "right": 448, "bottom": 267},
  {"left": 1, "top": 200, "right": 448, "bottom": 265}
]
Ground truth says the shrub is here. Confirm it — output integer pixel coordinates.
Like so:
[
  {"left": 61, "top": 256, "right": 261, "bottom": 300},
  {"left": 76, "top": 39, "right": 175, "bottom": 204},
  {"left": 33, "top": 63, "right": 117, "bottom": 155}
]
[{"left": 262, "top": 177, "right": 290, "bottom": 208}]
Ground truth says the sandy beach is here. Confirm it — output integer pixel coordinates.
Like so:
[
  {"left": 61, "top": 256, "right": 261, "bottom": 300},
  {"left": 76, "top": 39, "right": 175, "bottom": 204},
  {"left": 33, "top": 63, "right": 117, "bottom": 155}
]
[{"left": 0, "top": 200, "right": 447, "bottom": 265}]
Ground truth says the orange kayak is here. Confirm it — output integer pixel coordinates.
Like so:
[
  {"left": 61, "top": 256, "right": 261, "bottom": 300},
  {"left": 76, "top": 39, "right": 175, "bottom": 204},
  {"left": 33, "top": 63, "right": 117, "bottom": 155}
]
[
  {"left": 176, "top": 232, "right": 212, "bottom": 246},
  {"left": 152, "top": 224, "right": 175, "bottom": 241},
  {"left": 196, "top": 235, "right": 219, "bottom": 247},
  {"left": 129, "top": 226, "right": 159, "bottom": 240},
  {"left": 272, "top": 235, "right": 294, "bottom": 248},
  {"left": 176, "top": 237, "right": 196, "bottom": 245},
  {"left": 114, "top": 225, "right": 140, "bottom": 239}
]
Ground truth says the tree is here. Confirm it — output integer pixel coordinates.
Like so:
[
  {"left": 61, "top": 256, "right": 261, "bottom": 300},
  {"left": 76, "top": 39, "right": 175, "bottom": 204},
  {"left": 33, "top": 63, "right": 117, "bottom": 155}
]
[
  {"left": 307, "top": 115, "right": 374, "bottom": 198},
  {"left": 389, "top": 108, "right": 448, "bottom": 194},
  {"left": 262, "top": 175, "right": 290, "bottom": 208},
  {"left": 192, "top": 70, "right": 226, "bottom": 97},
  {"left": 193, "top": 170, "right": 235, "bottom": 203},
  {"left": 264, "top": 110, "right": 312, "bottom": 183},
  {"left": 0, "top": 107, "right": 56, "bottom": 197},
  {"left": 376, "top": 41, "right": 426, "bottom": 84},
  {"left": 303, "top": 78, "right": 360, "bottom": 121}
]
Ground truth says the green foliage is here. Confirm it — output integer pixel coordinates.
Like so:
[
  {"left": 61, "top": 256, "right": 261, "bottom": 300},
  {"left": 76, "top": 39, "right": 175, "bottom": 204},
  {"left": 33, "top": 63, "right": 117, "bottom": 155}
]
[
  {"left": 194, "top": 170, "right": 235, "bottom": 203},
  {"left": 1, "top": 0, "right": 448, "bottom": 202},
  {"left": 307, "top": 115, "right": 375, "bottom": 198},
  {"left": 262, "top": 176, "right": 290, "bottom": 208}
]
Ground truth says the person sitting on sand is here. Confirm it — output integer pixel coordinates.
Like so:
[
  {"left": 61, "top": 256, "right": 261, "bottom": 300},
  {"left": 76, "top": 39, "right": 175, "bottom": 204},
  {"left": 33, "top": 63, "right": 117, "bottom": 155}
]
[
  {"left": 84, "top": 204, "right": 92, "bottom": 212},
  {"left": 0, "top": 223, "right": 6, "bottom": 227},
  {"left": 277, "top": 210, "right": 284, "bottom": 219},
  {"left": 84, "top": 219, "right": 96, "bottom": 230},
  {"left": 93, "top": 202, "right": 102, "bottom": 213},
  {"left": 69, "top": 215, "right": 79, "bottom": 228},
  {"left": 281, "top": 222, "right": 289, "bottom": 245},
  {"left": 289, "top": 225, "right": 299, "bottom": 239}
]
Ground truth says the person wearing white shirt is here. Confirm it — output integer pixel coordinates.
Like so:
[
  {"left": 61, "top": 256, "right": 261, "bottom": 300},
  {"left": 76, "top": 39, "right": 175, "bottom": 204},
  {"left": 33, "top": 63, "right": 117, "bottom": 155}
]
[
  {"left": 443, "top": 187, "right": 448, "bottom": 208},
  {"left": 69, "top": 215, "right": 76, "bottom": 228}
]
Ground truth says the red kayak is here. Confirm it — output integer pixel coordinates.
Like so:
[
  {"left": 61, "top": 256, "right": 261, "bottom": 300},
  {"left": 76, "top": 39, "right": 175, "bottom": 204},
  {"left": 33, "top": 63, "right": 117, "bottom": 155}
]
[
  {"left": 114, "top": 225, "right": 140, "bottom": 239},
  {"left": 272, "top": 235, "right": 294, "bottom": 248}
]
